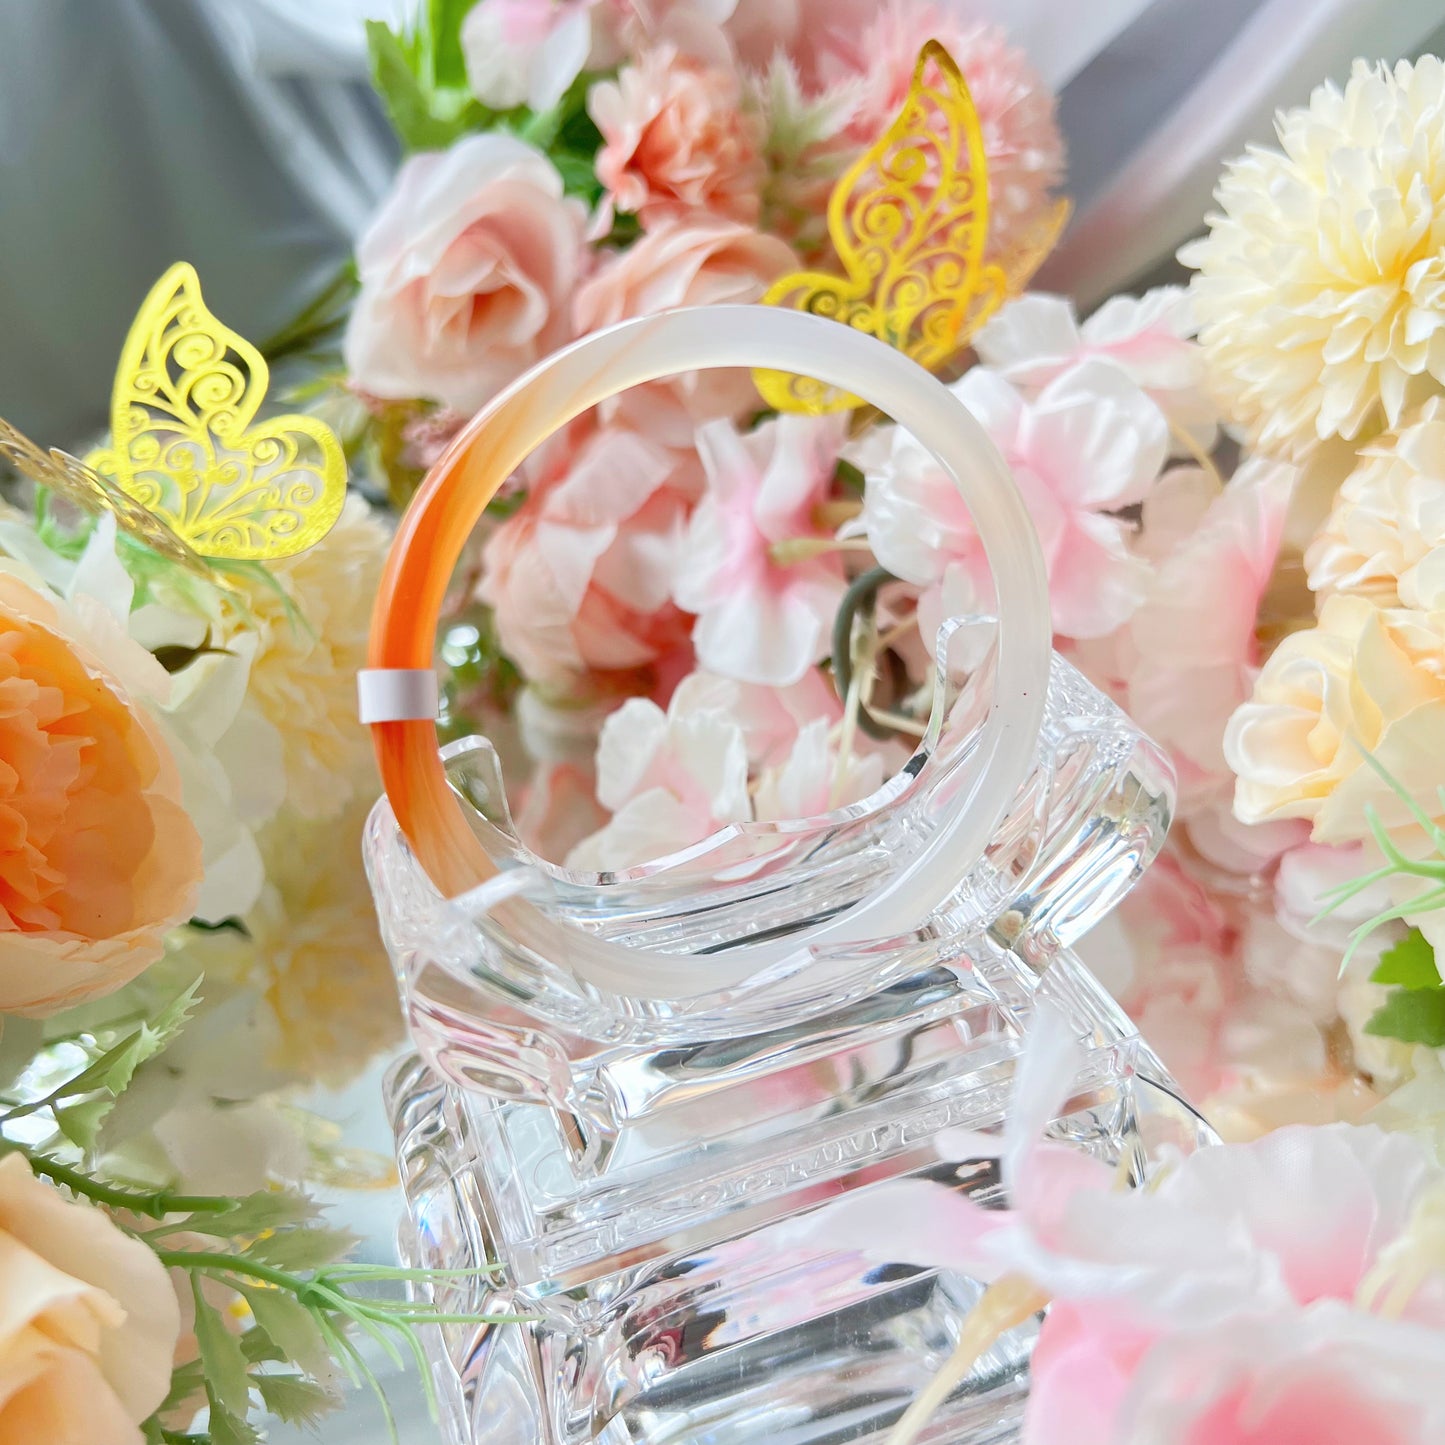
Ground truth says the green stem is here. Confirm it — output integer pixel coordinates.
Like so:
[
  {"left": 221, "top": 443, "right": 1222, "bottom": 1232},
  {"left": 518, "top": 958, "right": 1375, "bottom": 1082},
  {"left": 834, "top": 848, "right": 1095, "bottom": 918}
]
[
  {"left": 25, "top": 1155, "right": 236, "bottom": 1218},
  {"left": 831, "top": 566, "right": 902, "bottom": 743},
  {"left": 158, "top": 1250, "right": 316, "bottom": 1294}
]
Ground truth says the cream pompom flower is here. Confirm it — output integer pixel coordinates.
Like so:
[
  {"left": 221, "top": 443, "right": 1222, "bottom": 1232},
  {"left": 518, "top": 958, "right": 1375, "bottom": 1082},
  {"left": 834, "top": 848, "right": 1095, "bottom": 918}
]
[
  {"left": 1183, "top": 57, "right": 1445, "bottom": 459},
  {"left": 1307, "top": 397, "right": 1445, "bottom": 609},
  {"left": 217, "top": 494, "right": 389, "bottom": 821},
  {"left": 235, "top": 800, "right": 403, "bottom": 1089}
]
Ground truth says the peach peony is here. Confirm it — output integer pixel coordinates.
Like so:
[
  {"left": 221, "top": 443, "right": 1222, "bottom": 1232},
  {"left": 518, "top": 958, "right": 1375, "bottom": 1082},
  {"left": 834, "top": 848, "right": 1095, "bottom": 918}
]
[
  {"left": 0, "top": 1154, "right": 180, "bottom": 1443},
  {"left": 479, "top": 421, "right": 700, "bottom": 689},
  {"left": 573, "top": 219, "right": 796, "bottom": 445},
  {"left": 591, "top": 45, "right": 764, "bottom": 230},
  {"left": 0, "top": 569, "right": 202, "bottom": 1017},
  {"left": 345, "top": 134, "right": 586, "bottom": 414}
]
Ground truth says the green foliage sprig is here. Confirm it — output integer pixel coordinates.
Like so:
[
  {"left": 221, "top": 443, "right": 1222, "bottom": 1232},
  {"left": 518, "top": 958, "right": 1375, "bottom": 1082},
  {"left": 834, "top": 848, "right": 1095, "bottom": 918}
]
[
  {"left": 0, "top": 988, "right": 522, "bottom": 1445},
  {"left": 1315, "top": 749, "right": 1445, "bottom": 1046}
]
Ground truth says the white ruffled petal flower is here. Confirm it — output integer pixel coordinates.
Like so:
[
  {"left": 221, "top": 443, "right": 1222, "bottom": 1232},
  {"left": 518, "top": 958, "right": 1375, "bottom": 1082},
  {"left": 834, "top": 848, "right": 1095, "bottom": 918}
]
[{"left": 1184, "top": 57, "right": 1445, "bottom": 458}]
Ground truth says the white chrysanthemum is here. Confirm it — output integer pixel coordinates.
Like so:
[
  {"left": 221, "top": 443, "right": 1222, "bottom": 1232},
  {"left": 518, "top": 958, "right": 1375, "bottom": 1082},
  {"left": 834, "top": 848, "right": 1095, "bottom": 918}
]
[
  {"left": 1307, "top": 397, "right": 1445, "bottom": 609},
  {"left": 218, "top": 494, "right": 390, "bottom": 820},
  {"left": 1183, "top": 57, "right": 1445, "bottom": 458}
]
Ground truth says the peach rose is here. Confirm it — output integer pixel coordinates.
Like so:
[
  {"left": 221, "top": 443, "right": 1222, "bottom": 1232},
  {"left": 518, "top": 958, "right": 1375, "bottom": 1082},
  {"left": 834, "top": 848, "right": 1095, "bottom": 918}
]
[
  {"left": 479, "top": 421, "right": 699, "bottom": 688},
  {"left": 0, "top": 570, "right": 202, "bottom": 1017},
  {"left": 345, "top": 134, "right": 587, "bottom": 414},
  {"left": 0, "top": 1155, "right": 180, "bottom": 1443},
  {"left": 590, "top": 45, "right": 764, "bottom": 229},
  {"left": 573, "top": 220, "right": 795, "bottom": 445},
  {"left": 1225, "top": 593, "right": 1445, "bottom": 843}
]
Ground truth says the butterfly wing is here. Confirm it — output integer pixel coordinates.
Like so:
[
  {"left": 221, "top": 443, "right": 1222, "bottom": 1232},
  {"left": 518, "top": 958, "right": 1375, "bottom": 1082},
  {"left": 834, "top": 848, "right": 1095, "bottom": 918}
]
[
  {"left": 88, "top": 263, "right": 346, "bottom": 560},
  {"left": 755, "top": 40, "right": 1011, "bottom": 414},
  {"left": 0, "top": 415, "right": 210, "bottom": 575}
]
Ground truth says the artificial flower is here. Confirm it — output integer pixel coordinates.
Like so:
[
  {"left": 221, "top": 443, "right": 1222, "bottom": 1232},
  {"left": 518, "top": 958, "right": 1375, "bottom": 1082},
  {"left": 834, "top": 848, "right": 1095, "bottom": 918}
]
[
  {"left": 673, "top": 411, "right": 848, "bottom": 687},
  {"left": 669, "top": 667, "right": 842, "bottom": 769},
  {"left": 1078, "top": 850, "right": 1239, "bottom": 1099},
  {"left": 590, "top": 45, "right": 765, "bottom": 229},
  {"left": 723, "top": 0, "right": 877, "bottom": 87},
  {"left": 750, "top": 54, "right": 857, "bottom": 256},
  {"left": 976, "top": 287, "right": 1217, "bottom": 446},
  {"left": 215, "top": 493, "right": 389, "bottom": 822},
  {"left": 478, "top": 421, "right": 698, "bottom": 689},
  {"left": 0, "top": 561, "right": 202, "bottom": 1016},
  {"left": 1183, "top": 57, "right": 1445, "bottom": 458},
  {"left": 0, "top": 1154, "right": 180, "bottom": 1444},
  {"left": 1033, "top": 1300, "right": 1445, "bottom": 1445},
  {"left": 572, "top": 219, "right": 795, "bottom": 446},
  {"left": 1225, "top": 593, "right": 1445, "bottom": 844},
  {"left": 1124, "top": 457, "right": 1294, "bottom": 806},
  {"left": 751, "top": 717, "right": 885, "bottom": 821},
  {"left": 461, "top": 0, "right": 612, "bottom": 113},
  {"left": 820, "top": 3, "right": 1064, "bottom": 256},
  {"left": 567, "top": 691, "right": 751, "bottom": 871},
  {"left": 861, "top": 361, "right": 1168, "bottom": 642},
  {"left": 227, "top": 800, "right": 403, "bottom": 1090},
  {"left": 1307, "top": 398, "right": 1445, "bottom": 610},
  {"left": 345, "top": 134, "right": 586, "bottom": 413}
]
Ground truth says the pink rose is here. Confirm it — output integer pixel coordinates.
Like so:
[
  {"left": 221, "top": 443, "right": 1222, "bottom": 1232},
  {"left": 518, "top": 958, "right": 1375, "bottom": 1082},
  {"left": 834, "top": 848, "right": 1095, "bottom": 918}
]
[
  {"left": 345, "top": 134, "right": 586, "bottom": 414},
  {"left": 478, "top": 421, "right": 700, "bottom": 689},
  {"left": 461, "top": 0, "right": 615, "bottom": 113},
  {"left": 573, "top": 219, "right": 796, "bottom": 445},
  {"left": 590, "top": 45, "right": 764, "bottom": 229}
]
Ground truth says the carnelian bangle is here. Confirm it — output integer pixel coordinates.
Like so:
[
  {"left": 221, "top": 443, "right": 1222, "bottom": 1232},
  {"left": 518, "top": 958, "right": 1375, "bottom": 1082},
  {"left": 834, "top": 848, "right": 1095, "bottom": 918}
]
[{"left": 366, "top": 306, "right": 1050, "bottom": 995}]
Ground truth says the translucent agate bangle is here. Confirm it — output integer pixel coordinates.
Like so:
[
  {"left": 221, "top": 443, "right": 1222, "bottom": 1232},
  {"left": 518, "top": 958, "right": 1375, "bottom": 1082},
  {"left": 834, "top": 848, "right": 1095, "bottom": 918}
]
[{"left": 365, "top": 305, "right": 1050, "bottom": 998}]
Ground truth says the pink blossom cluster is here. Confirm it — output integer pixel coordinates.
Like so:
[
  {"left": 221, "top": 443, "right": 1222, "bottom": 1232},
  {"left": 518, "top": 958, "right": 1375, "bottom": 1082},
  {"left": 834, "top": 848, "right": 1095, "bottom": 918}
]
[
  {"left": 804, "top": 1005, "right": 1445, "bottom": 1445},
  {"left": 343, "top": 0, "right": 1066, "bottom": 872},
  {"left": 342, "top": 2, "right": 1407, "bottom": 1128}
]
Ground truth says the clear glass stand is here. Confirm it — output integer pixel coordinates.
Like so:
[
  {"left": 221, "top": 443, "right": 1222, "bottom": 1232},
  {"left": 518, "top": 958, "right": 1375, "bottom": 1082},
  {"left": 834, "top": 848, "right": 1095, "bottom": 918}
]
[{"left": 367, "top": 638, "right": 1213, "bottom": 1445}]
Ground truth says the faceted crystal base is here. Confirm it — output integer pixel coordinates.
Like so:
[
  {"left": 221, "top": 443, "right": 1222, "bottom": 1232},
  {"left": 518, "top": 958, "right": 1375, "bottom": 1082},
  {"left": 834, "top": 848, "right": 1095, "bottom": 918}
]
[
  {"left": 372, "top": 647, "right": 1212, "bottom": 1442},
  {"left": 387, "top": 948, "right": 1212, "bottom": 1445}
]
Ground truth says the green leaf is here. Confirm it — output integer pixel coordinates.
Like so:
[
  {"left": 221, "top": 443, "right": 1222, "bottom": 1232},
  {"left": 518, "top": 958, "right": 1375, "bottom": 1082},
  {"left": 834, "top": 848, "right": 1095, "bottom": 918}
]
[
  {"left": 205, "top": 1393, "right": 261, "bottom": 1445},
  {"left": 427, "top": 0, "right": 482, "bottom": 89},
  {"left": 0, "top": 1015, "right": 42, "bottom": 1094},
  {"left": 171, "top": 1189, "right": 318, "bottom": 1242},
  {"left": 34, "top": 981, "right": 202, "bottom": 1145},
  {"left": 1371, "top": 928, "right": 1442, "bottom": 989},
  {"left": 241, "top": 1329, "right": 287, "bottom": 1366},
  {"left": 1365, "top": 987, "right": 1445, "bottom": 1047},
  {"left": 237, "top": 1284, "right": 333, "bottom": 1378},
  {"left": 244, "top": 1226, "right": 358, "bottom": 1272},
  {"left": 257, "top": 1374, "right": 337, "bottom": 1427},
  {"left": 54, "top": 1098, "right": 115, "bottom": 1149},
  {"left": 365, "top": 19, "right": 490, "bottom": 150},
  {"left": 835, "top": 458, "right": 866, "bottom": 497},
  {"left": 192, "top": 1286, "right": 252, "bottom": 1421},
  {"left": 552, "top": 149, "right": 605, "bottom": 204},
  {"left": 156, "top": 1359, "right": 206, "bottom": 1417}
]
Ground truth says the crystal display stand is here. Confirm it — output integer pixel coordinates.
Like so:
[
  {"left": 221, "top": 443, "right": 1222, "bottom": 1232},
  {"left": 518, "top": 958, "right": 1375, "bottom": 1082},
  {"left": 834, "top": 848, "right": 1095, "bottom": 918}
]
[
  {"left": 359, "top": 306, "right": 1214, "bottom": 1443},
  {"left": 370, "top": 646, "right": 1211, "bottom": 1445}
]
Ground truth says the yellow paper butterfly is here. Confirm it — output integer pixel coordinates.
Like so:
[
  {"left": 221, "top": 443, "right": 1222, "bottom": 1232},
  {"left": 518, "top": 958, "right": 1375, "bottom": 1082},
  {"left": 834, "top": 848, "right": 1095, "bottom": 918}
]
[
  {"left": 0, "top": 262, "right": 346, "bottom": 570},
  {"left": 754, "top": 40, "right": 1070, "bottom": 414}
]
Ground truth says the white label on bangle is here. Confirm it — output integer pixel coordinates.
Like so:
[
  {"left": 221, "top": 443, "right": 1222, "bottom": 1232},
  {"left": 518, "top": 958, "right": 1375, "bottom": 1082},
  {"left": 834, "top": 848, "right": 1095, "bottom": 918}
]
[{"left": 357, "top": 669, "right": 439, "bottom": 724}]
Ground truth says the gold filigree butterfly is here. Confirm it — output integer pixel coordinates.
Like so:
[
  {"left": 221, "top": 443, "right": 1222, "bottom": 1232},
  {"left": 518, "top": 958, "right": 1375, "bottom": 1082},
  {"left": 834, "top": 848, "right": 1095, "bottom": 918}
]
[
  {"left": 0, "top": 262, "right": 346, "bottom": 569},
  {"left": 754, "top": 40, "right": 1070, "bottom": 414}
]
